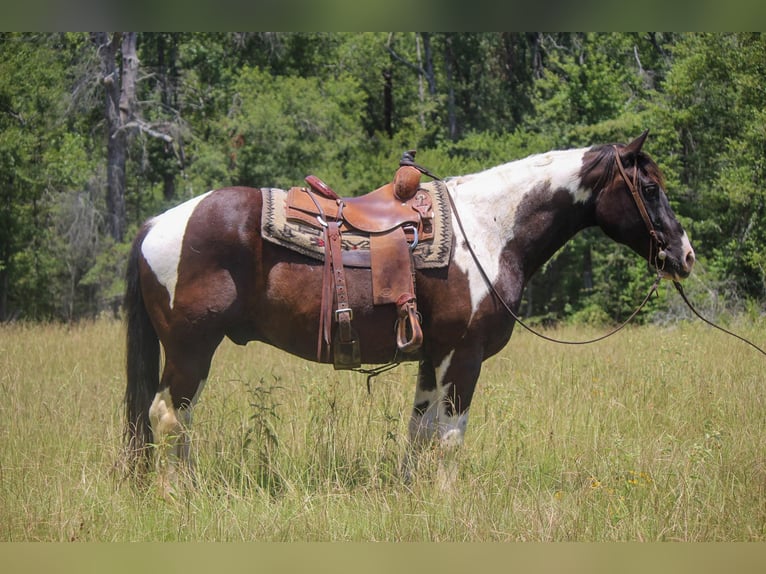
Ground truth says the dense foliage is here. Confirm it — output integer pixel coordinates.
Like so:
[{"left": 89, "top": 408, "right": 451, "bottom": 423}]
[{"left": 1, "top": 32, "right": 764, "bottom": 322}]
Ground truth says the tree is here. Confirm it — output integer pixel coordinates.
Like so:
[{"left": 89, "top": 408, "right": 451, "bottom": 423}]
[
  {"left": 663, "top": 33, "right": 766, "bottom": 301},
  {"left": 94, "top": 32, "right": 178, "bottom": 242},
  {"left": 218, "top": 66, "right": 369, "bottom": 191},
  {"left": 93, "top": 32, "right": 132, "bottom": 242},
  {"left": 0, "top": 33, "right": 92, "bottom": 320},
  {"left": 0, "top": 33, "right": 763, "bottom": 322}
]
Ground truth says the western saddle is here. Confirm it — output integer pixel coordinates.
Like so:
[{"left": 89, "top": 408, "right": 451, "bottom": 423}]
[{"left": 285, "top": 151, "right": 434, "bottom": 369}]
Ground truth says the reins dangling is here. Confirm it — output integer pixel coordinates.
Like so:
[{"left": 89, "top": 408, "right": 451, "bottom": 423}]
[
  {"left": 673, "top": 281, "right": 766, "bottom": 357},
  {"left": 403, "top": 155, "right": 664, "bottom": 347}
]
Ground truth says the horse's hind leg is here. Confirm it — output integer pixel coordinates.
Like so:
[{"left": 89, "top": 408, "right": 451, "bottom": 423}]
[
  {"left": 149, "top": 344, "right": 216, "bottom": 498},
  {"left": 149, "top": 384, "right": 185, "bottom": 496}
]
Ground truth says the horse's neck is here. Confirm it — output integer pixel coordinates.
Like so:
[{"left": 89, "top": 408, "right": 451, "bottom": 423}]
[{"left": 449, "top": 148, "right": 595, "bottom": 280}]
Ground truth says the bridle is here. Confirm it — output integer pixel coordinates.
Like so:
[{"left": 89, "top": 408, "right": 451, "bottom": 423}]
[{"left": 612, "top": 146, "right": 668, "bottom": 273}]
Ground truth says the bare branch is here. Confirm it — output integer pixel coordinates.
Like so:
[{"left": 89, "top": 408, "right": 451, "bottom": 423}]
[
  {"left": 114, "top": 119, "right": 174, "bottom": 143},
  {"left": 633, "top": 45, "right": 644, "bottom": 74},
  {"left": 386, "top": 46, "right": 427, "bottom": 76},
  {"left": 385, "top": 34, "right": 427, "bottom": 76}
]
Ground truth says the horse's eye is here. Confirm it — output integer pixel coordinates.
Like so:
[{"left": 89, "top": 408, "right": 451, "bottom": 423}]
[{"left": 644, "top": 183, "right": 659, "bottom": 198}]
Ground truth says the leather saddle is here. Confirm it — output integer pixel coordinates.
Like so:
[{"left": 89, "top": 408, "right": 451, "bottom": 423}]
[{"left": 285, "top": 151, "right": 433, "bottom": 369}]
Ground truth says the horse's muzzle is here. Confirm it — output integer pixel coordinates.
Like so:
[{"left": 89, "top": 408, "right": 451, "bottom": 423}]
[{"left": 661, "top": 236, "right": 695, "bottom": 281}]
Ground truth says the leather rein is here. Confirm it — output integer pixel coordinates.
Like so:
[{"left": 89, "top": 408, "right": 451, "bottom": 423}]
[{"left": 408, "top": 151, "right": 665, "bottom": 346}]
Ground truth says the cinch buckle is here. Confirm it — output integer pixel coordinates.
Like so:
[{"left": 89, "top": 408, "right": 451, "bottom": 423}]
[{"left": 335, "top": 307, "right": 353, "bottom": 321}]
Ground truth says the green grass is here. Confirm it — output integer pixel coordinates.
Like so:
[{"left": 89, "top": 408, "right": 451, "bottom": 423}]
[{"left": 1, "top": 318, "right": 765, "bottom": 541}]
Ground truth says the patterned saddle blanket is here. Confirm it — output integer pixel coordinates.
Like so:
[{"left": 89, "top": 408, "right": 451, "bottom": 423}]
[{"left": 260, "top": 179, "right": 453, "bottom": 269}]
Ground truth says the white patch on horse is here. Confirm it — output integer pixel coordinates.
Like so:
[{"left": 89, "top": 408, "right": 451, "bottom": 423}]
[
  {"left": 407, "top": 351, "right": 469, "bottom": 447},
  {"left": 409, "top": 351, "right": 452, "bottom": 444},
  {"left": 681, "top": 232, "right": 694, "bottom": 262},
  {"left": 141, "top": 191, "right": 213, "bottom": 308},
  {"left": 449, "top": 148, "right": 590, "bottom": 315},
  {"left": 149, "top": 388, "right": 181, "bottom": 440},
  {"left": 148, "top": 387, "right": 185, "bottom": 496}
]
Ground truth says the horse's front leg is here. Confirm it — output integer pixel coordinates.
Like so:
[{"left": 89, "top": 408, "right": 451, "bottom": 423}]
[{"left": 403, "top": 348, "right": 481, "bottom": 488}]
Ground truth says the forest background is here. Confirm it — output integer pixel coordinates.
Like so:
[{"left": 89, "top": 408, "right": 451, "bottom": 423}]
[{"left": 1, "top": 32, "right": 765, "bottom": 325}]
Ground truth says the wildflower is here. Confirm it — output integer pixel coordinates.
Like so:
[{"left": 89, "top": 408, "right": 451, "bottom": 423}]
[{"left": 639, "top": 471, "right": 653, "bottom": 484}]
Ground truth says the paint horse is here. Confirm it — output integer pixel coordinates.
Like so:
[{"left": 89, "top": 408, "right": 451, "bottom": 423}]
[{"left": 124, "top": 131, "right": 695, "bottom": 495}]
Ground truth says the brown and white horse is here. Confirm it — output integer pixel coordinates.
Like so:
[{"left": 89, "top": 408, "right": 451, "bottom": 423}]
[{"left": 124, "top": 131, "right": 695, "bottom": 495}]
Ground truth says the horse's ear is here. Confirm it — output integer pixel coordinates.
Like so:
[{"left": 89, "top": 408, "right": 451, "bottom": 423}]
[{"left": 620, "top": 129, "right": 650, "bottom": 159}]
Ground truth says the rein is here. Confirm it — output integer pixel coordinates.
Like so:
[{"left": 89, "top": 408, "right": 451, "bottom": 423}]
[
  {"left": 405, "top": 155, "right": 664, "bottom": 346},
  {"left": 672, "top": 281, "right": 766, "bottom": 357},
  {"left": 613, "top": 148, "right": 766, "bottom": 357},
  {"left": 446, "top": 189, "right": 662, "bottom": 346}
]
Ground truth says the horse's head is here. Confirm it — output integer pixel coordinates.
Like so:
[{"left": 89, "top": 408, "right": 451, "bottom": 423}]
[{"left": 588, "top": 130, "right": 695, "bottom": 281}]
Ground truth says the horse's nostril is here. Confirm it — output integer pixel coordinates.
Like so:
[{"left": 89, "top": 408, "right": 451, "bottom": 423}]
[{"left": 685, "top": 249, "right": 696, "bottom": 271}]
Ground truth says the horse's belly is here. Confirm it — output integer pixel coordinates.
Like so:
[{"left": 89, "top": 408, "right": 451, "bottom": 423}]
[{"left": 247, "top": 261, "right": 400, "bottom": 363}]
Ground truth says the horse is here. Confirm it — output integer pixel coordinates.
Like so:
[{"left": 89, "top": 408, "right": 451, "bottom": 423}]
[{"left": 123, "top": 130, "right": 695, "bottom": 496}]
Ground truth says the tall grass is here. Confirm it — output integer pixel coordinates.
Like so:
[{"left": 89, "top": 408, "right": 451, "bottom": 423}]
[{"left": 1, "top": 318, "right": 764, "bottom": 541}]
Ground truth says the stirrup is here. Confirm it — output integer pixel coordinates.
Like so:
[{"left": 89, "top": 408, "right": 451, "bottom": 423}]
[{"left": 395, "top": 296, "right": 423, "bottom": 353}]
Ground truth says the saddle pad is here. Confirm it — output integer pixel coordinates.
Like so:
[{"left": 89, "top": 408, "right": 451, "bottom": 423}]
[{"left": 261, "top": 180, "right": 453, "bottom": 269}]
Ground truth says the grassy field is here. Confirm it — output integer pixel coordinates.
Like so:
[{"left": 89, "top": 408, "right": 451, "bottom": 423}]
[{"left": 1, "top": 316, "right": 764, "bottom": 541}]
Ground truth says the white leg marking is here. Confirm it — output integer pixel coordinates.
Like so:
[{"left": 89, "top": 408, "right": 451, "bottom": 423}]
[
  {"left": 408, "top": 352, "right": 454, "bottom": 445},
  {"left": 407, "top": 351, "right": 470, "bottom": 449},
  {"left": 149, "top": 388, "right": 182, "bottom": 444},
  {"left": 431, "top": 352, "right": 469, "bottom": 448},
  {"left": 681, "top": 231, "right": 695, "bottom": 271},
  {"left": 141, "top": 191, "right": 213, "bottom": 308},
  {"left": 149, "top": 388, "right": 186, "bottom": 497},
  {"left": 404, "top": 351, "right": 472, "bottom": 485},
  {"left": 438, "top": 412, "right": 469, "bottom": 448}
]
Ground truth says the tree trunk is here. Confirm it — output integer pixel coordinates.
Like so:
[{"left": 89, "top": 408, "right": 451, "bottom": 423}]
[
  {"left": 158, "top": 33, "right": 180, "bottom": 201},
  {"left": 383, "top": 67, "right": 393, "bottom": 137},
  {"left": 416, "top": 33, "right": 425, "bottom": 128},
  {"left": 583, "top": 244, "right": 594, "bottom": 292},
  {"left": 0, "top": 266, "right": 7, "bottom": 321},
  {"left": 444, "top": 34, "right": 457, "bottom": 140},
  {"left": 421, "top": 32, "right": 436, "bottom": 96},
  {"left": 119, "top": 33, "right": 139, "bottom": 126},
  {"left": 95, "top": 32, "right": 138, "bottom": 243},
  {"left": 529, "top": 32, "right": 544, "bottom": 79}
]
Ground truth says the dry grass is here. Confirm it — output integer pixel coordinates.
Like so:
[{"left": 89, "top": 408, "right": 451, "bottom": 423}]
[{"left": 1, "top": 317, "right": 765, "bottom": 541}]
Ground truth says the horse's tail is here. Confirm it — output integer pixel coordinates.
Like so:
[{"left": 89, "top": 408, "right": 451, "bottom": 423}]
[{"left": 123, "top": 223, "right": 159, "bottom": 476}]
